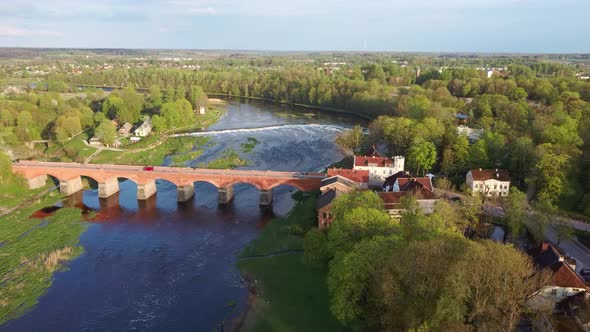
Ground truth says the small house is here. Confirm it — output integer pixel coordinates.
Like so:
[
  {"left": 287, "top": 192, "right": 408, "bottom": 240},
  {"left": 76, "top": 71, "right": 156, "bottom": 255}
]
[
  {"left": 197, "top": 106, "right": 206, "bottom": 115},
  {"left": 118, "top": 122, "right": 133, "bottom": 137},
  {"left": 134, "top": 118, "right": 152, "bottom": 137},
  {"left": 130, "top": 136, "right": 141, "bottom": 143},
  {"left": 88, "top": 136, "right": 103, "bottom": 146}
]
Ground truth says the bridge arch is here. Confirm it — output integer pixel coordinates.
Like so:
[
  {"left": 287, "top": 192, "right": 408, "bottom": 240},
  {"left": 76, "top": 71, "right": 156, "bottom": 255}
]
[{"left": 267, "top": 180, "right": 307, "bottom": 192}]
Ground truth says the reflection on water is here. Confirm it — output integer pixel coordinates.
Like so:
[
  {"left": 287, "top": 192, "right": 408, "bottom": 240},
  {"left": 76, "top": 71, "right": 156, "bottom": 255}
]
[{"left": 1, "top": 99, "right": 360, "bottom": 332}]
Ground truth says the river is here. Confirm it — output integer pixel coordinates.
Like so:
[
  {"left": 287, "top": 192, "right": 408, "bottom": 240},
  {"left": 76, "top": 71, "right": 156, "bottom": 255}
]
[{"left": 1, "top": 99, "right": 363, "bottom": 332}]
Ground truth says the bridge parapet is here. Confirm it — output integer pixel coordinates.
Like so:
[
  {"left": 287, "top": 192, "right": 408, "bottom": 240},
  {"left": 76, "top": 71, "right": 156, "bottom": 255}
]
[{"left": 12, "top": 161, "right": 325, "bottom": 204}]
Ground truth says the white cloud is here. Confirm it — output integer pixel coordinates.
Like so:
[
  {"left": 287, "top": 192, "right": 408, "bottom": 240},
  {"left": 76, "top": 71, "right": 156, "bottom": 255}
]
[
  {"left": 0, "top": 24, "right": 62, "bottom": 37},
  {"left": 187, "top": 7, "right": 217, "bottom": 15}
]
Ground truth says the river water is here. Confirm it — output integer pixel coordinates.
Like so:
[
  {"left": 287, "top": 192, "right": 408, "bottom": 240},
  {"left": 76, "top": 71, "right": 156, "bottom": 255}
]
[{"left": 1, "top": 99, "right": 362, "bottom": 332}]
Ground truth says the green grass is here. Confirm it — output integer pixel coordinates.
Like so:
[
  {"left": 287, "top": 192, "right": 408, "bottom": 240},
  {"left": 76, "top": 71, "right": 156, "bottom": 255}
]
[
  {"left": 240, "top": 196, "right": 317, "bottom": 257},
  {"left": 91, "top": 137, "right": 210, "bottom": 166},
  {"left": 236, "top": 195, "right": 345, "bottom": 332},
  {"left": 0, "top": 200, "right": 88, "bottom": 324},
  {"left": 240, "top": 137, "right": 260, "bottom": 154},
  {"left": 201, "top": 149, "right": 249, "bottom": 169},
  {"left": 0, "top": 180, "right": 53, "bottom": 210},
  {"left": 237, "top": 254, "right": 344, "bottom": 332}
]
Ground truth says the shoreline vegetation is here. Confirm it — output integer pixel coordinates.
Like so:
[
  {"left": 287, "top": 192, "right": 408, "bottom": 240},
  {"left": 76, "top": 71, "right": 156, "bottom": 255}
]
[
  {"left": 0, "top": 192, "right": 89, "bottom": 325},
  {"left": 235, "top": 194, "right": 345, "bottom": 331}
]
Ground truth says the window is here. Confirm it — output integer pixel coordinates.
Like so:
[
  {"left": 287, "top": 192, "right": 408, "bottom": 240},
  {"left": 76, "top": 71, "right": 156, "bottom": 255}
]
[
  {"left": 494, "top": 185, "right": 497, "bottom": 189},
  {"left": 551, "top": 289, "right": 557, "bottom": 296}
]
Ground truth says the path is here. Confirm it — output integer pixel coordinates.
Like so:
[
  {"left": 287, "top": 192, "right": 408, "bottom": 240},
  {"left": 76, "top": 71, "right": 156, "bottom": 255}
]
[{"left": 0, "top": 186, "right": 57, "bottom": 218}]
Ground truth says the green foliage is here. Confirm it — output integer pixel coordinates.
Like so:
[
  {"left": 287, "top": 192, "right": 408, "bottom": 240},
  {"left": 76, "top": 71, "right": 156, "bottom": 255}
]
[
  {"left": 501, "top": 188, "right": 528, "bottom": 243},
  {"left": 94, "top": 119, "right": 117, "bottom": 145},
  {"left": 407, "top": 138, "right": 437, "bottom": 175},
  {"left": 302, "top": 228, "right": 330, "bottom": 269},
  {"left": 240, "top": 137, "right": 260, "bottom": 153},
  {"left": 334, "top": 125, "right": 363, "bottom": 152}
]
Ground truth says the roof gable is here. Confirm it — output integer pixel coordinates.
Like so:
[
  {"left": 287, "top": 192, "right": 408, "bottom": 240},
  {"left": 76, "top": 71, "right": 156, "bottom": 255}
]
[{"left": 469, "top": 169, "right": 510, "bottom": 182}]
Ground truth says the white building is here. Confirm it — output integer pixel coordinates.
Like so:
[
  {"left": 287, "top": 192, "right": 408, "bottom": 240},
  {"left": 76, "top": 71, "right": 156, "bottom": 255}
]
[
  {"left": 466, "top": 169, "right": 510, "bottom": 197},
  {"left": 457, "top": 125, "right": 483, "bottom": 143},
  {"left": 353, "top": 155, "right": 404, "bottom": 186},
  {"left": 133, "top": 118, "right": 152, "bottom": 137},
  {"left": 197, "top": 106, "right": 206, "bottom": 115}
]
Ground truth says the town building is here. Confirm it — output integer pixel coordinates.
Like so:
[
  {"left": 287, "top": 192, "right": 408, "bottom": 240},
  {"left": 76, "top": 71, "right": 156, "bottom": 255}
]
[
  {"left": 383, "top": 171, "right": 433, "bottom": 193},
  {"left": 118, "top": 122, "right": 133, "bottom": 137},
  {"left": 317, "top": 189, "right": 343, "bottom": 229},
  {"left": 326, "top": 168, "right": 369, "bottom": 189},
  {"left": 378, "top": 190, "right": 438, "bottom": 218},
  {"left": 466, "top": 169, "right": 510, "bottom": 197},
  {"left": 457, "top": 125, "right": 483, "bottom": 143},
  {"left": 88, "top": 136, "right": 103, "bottom": 146},
  {"left": 527, "top": 242, "right": 588, "bottom": 323},
  {"left": 133, "top": 118, "right": 152, "bottom": 137},
  {"left": 353, "top": 155, "right": 405, "bottom": 187}
]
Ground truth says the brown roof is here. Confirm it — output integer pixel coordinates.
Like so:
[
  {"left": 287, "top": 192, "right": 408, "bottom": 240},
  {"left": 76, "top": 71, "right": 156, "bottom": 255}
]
[
  {"left": 327, "top": 168, "right": 369, "bottom": 183},
  {"left": 383, "top": 171, "right": 411, "bottom": 189},
  {"left": 354, "top": 156, "right": 393, "bottom": 167},
  {"left": 364, "top": 145, "right": 382, "bottom": 157},
  {"left": 378, "top": 192, "right": 405, "bottom": 204},
  {"left": 551, "top": 262, "right": 587, "bottom": 289},
  {"left": 397, "top": 177, "right": 433, "bottom": 192},
  {"left": 470, "top": 169, "right": 510, "bottom": 181}
]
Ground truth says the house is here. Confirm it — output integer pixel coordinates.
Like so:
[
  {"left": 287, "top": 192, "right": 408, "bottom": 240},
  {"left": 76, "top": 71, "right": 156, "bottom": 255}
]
[
  {"left": 353, "top": 155, "right": 405, "bottom": 187},
  {"left": 130, "top": 136, "right": 141, "bottom": 143},
  {"left": 197, "top": 106, "right": 206, "bottom": 115},
  {"left": 466, "top": 169, "right": 510, "bottom": 197},
  {"left": 317, "top": 189, "right": 344, "bottom": 229},
  {"left": 134, "top": 118, "right": 152, "bottom": 137},
  {"left": 527, "top": 243, "right": 587, "bottom": 313},
  {"left": 326, "top": 168, "right": 369, "bottom": 189},
  {"left": 88, "top": 136, "right": 103, "bottom": 146},
  {"left": 118, "top": 122, "right": 133, "bottom": 137},
  {"left": 382, "top": 171, "right": 433, "bottom": 193},
  {"left": 379, "top": 189, "right": 438, "bottom": 218},
  {"left": 457, "top": 125, "right": 483, "bottom": 143}
]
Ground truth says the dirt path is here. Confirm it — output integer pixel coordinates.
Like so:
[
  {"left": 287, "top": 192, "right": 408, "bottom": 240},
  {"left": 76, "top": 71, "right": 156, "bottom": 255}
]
[{"left": 0, "top": 186, "right": 57, "bottom": 218}]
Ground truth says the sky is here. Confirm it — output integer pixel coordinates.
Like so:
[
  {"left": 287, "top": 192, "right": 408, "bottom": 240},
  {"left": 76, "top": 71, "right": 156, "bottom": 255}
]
[{"left": 0, "top": 0, "right": 588, "bottom": 53}]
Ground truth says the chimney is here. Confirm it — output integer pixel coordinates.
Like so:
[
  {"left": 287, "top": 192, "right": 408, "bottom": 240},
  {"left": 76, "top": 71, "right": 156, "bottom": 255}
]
[
  {"left": 496, "top": 173, "right": 499, "bottom": 179},
  {"left": 541, "top": 242, "right": 550, "bottom": 252}
]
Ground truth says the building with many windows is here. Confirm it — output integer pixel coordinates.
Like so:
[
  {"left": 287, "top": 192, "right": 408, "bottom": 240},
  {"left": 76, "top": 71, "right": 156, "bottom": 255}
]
[
  {"left": 353, "top": 155, "right": 405, "bottom": 187},
  {"left": 466, "top": 169, "right": 510, "bottom": 196}
]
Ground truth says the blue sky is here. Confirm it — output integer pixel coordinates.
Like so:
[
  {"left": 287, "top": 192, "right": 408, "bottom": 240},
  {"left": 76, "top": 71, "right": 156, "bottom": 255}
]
[{"left": 0, "top": 0, "right": 588, "bottom": 52}]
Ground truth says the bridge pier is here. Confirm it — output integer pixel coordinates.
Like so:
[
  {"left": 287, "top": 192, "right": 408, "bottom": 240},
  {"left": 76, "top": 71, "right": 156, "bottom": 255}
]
[
  {"left": 218, "top": 186, "right": 234, "bottom": 205},
  {"left": 98, "top": 178, "right": 119, "bottom": 198},
  {"left": 137, "top": 180, "right": 157, "bottom": 200},
  {"left": 60, "top": 176, "right": 83, "bottom": 196},
  {"left": 177, "top": 185, "right": 195, "bottom": 202},
  {"left": 27, "top": 174, "right": 47, "bottom": 189},
  {"left": 259, "top": 189, "right": 273, "bottom": 206}
]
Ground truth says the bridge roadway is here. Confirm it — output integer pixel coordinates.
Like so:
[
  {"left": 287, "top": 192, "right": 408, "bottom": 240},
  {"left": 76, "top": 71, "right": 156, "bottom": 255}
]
[{"left": 11, "top": 161, "right": 326, "bottom": 206}]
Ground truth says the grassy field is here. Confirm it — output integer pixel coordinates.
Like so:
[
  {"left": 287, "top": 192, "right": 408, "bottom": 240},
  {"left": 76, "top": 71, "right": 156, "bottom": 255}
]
[
  {"left": 91, "top": 137, "right": 210, "bottom": 166},
  {"left": 0, "top": 180, "right": 53, "bottom": 211},
  {"left": 236, "top": 196, "right": 345, "bottom": 331},
  {"left": 0, "top": 199, "right": 88, "bottom": 325},
  {"left": 201, "top": 149, "right": 249, "bottom": 169}
]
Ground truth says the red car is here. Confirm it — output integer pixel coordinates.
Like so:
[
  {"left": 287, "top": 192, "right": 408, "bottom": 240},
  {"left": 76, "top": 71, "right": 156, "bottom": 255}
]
[{"left": 142, "top": 166, "right": 155, "bottom": 171}]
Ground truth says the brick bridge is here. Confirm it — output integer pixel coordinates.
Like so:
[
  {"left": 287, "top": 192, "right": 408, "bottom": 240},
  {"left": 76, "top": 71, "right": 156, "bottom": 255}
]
[{"left": 12, "top": 161, "right": 325, "bottom": 206}]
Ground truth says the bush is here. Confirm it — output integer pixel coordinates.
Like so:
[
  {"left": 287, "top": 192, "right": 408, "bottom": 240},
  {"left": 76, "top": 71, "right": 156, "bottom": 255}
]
[{"left": 303, "top": 228, "right": 330, "bottom": 269}]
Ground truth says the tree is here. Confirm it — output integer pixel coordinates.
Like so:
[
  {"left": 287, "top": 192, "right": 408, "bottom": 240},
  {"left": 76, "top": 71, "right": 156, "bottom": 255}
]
[
  {"left": 328, "top": 235, "right": 399, "bottom": 329},
  {"left": 145, "top": 85, "right": 163, "bottom": 111},
  {"left": 554, "top": 218, "right": 574, "bottom": 246},
  {"left": 407, "top": 138, "right": 437, "bottom": 175},
  {"left": 334, "top": 125, "right": 363, "bottom": 152},
  {"left": 151, "top": 114, "right": 167, "bottom": 132},
  {"left": 303, "top": 228, "right": 330, "bottom": 269},
  {"left": 534, "top": 145, "right": 570, "bottom": 204},
  {"left": 529, "top": 199, "right": 555, "bottom": 245},
  {"left": 502, "top": 188, "right": 528, "bottom": 243},
  {"left": 94, "top": 120, "right": 117, "bottom": 145},
  {"left": 188, "top": 85, "right": 208, "bottom": 110},
  {"left": 0, "top": 150, "right": 14, "bottom": 183},
  {"left": 468, "top": 139, "right": 489, "bottom": 169}
]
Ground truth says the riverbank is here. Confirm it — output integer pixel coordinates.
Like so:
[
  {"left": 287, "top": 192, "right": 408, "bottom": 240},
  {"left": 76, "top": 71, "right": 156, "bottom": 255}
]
[
  {"left": 0, "top": 197, "right": 88, "bottom": 325},
  {"left": 235, "top": 195, "right": 344, "bottom": 331}
]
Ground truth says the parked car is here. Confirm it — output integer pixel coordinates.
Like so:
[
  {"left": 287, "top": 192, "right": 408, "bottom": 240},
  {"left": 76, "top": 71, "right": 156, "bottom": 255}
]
[
  {"left": 580, "top": 268, "right": 590, "bottom": 276},
  {"left": 143, "top": 166, "right": 154, "bottom": 171}
]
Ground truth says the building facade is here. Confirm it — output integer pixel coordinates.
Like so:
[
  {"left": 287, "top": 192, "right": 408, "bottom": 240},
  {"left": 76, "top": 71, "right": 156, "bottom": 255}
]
[
  {"left": 134, "top": 118, "right": 152, "bottom": 137},
  {"left": 466, "top": 169, "right": 510, "bottom": 197},
  {"left": 353, "top": 155, "right": 404, "bottom": 186}
]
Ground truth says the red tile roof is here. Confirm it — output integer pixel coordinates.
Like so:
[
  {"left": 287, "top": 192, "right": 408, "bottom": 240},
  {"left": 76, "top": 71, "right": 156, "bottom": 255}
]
[
  {"left": 327, "top": 168, "right": 369, "bottom": 183},
  {"left": 354, "top": 156, "right": 393, "bottom": 167},
  {"left": 470, "top": 169, "right": 510, "bottom": 182},
  {"left": 551, "top": 262, "right": 587, "bottom": 289},
  {"left": 397, "top": 177, "right": 433, "bottom": 192}
]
